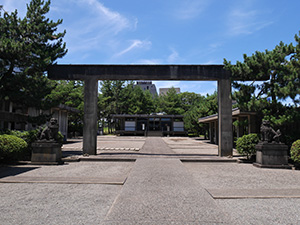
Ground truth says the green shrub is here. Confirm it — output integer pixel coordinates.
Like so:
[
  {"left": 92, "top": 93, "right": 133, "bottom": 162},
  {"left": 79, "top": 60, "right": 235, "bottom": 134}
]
[
  {"left": 291, "top": 140, "right": 300, "bottom": 164},
  {"left": 236, "top": 133, "right": 259, "bottom": 160},
  {"left": 0, "top": 134, "right": 28, "bottom": 162},
  {"left": 4, "top": 130, "right": 40, "bottom": 160}
]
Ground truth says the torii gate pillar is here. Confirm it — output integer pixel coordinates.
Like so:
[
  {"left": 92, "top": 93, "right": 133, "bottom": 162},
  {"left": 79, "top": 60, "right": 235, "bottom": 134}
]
[
  {"left": 83, "top": 78, "right": 98, "bottom": 155},
  {"left": 218, "top": 78, "right": 233, "bottom": 156}
]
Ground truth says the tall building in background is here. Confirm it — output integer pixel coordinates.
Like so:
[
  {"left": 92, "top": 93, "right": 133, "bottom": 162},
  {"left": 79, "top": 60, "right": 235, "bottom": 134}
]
[
  {"left": 134, "top": 81, "right": 158, "bottom": 97},
  {"left": 159, "top": 87, "right": 181, "bottom": 96}
]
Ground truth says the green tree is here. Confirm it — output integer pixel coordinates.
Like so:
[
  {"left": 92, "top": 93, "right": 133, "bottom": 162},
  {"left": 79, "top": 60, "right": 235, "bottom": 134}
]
[
  {"left": 224, "top": 41, "right": 296, "bottom": 108},
  {"left": 156, "top": 87, "right": 184, "bottom": 115},
  {"left": 184, "top": 92, "right": 218, "bottom": 136},
  {"left": 124, "top": 85, "right": 155, "bottom": 114},
  {"left": 99, "top": 80, "right": 127, "bottom": 133},
  {"left": 179, "top": 92, "right": 203, "bottom": 111},
  {"left": 0, "top": 0, "right": 67, "bottom": 108},
  {"left": 224, "top": 31, "right": 300, "bottom": 146}
]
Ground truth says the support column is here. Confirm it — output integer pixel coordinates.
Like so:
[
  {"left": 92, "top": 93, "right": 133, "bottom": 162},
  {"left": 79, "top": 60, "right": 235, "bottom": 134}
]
[
  {"left": 83, "top": 78, "right": 98, "bottom": 155},
  {"left": 218, "top": 79, "right": 233, "bottom": 157}
]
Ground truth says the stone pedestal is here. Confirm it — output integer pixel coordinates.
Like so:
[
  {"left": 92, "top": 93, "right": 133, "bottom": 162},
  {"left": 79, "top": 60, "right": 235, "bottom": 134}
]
[
  {"left": 31, "top": 141, "right": 63, "bottom": 165},
  {"left": 253, "top": 142, "right": 290, "bottom": 169}
]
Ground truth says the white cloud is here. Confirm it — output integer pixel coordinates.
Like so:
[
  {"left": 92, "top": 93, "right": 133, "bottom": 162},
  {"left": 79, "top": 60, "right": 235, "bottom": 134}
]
[
  {"left": 174, "top": 0, "right": 211, "bottom": 20},
  {"left": 167, "top": 48, "right": 180, "bottom": 63},
  {"left": 227, "top": 6, "right": 273, "bottom": 36},
  {"left": 136, "top": 59, "right": 162, "bottom": 65},
  {"left": 49, "top": 0, "right": 140, "bottom": 61},
  {"left": 209, "top": 42, "right": 223, "bottom": 50},
  {"left": 134, "top": 48, "right": 182, "bottom": 65},
  {"left": 114, "top": 40, "right": 152, "bottom": 57},
  {"left": 203, "top": 60, "right": 219, "bottom": 65},
  {"left": 77, "top": 0, "right": 131, "bottom": 34}
]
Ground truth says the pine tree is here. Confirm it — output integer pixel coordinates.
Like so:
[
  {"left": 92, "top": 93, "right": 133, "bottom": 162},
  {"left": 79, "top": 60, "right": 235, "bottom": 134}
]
[
  {"left": 224, "top": 32, "right": 300, "bottom": 145},
  {"left": 0, "top": 0, "right": 67, "bottom": 108},
  {"left": 156, "top": 87, "right": 184, "bottom": 115},
  {"left": 224, "top": 41, "right": 295, "bottom": 107}
]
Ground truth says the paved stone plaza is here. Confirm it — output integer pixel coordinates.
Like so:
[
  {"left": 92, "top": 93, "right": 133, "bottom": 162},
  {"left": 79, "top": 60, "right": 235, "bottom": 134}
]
[{"left": 1, "top": 136, "right": 300, "bottom": 224}]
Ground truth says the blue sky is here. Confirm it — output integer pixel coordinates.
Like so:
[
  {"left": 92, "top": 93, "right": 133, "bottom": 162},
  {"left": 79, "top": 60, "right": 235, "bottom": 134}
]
[{"left": 2, "top": 0, "right": 300, "bottom": 95}]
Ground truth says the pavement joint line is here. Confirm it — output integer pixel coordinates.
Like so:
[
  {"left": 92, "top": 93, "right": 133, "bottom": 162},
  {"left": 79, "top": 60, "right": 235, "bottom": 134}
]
[
  {"left": 97, "top": 147, "right": 140, "bottom": 151},
  {"left": 207, "top": 188, "right": 300, "bottom": 199},
  {"left": 0, "top": 176, "right": 126, "bottom": 185},
  {"left": 69, "top": 156, "right": 238, "bottom": 162},
  {"left": 79, "top": 158, "right": 136, "bottom": 162},
  {"left": 181, "top": 159, "right": 238, "bottom": 163},
  {"left": 104, "top": 182, "right": 124, "bottom": 220}
]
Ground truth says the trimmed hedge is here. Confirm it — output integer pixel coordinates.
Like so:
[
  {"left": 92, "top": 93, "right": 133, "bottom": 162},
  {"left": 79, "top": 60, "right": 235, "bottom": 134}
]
[
  {"left": 2, "top": 130, "right": 40, "bottom": 160},
  {"left": 0, "top": 134, "right": 28, "bottom": 162},
  {"left": 291, "top": 140, "right": 300, "bottom": 164},
  {"left": 236, "top": 133, "right": 259, "bottom": 160}
]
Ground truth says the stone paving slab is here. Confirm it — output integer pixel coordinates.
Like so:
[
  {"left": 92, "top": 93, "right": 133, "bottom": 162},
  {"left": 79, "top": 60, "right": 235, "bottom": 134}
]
[
  {"left": 104, "top": 158, "right": 233, "bottom": 224},
  {"left": 163, "top": 137, "right": 241, "bottom": 157},
  {"left": 217, "top": 199, "right": 300, "bottom": 225},
  {"left": 0, "top": 162, "right": 134, "bottom": 179},
  {"left": 170, "top": 148, "right": 218, "bottom": 155},
  {"left": 207, "top": 188, "right": 300, "bottom": 199},
  {"left": 0, "top": 176, "right": 126, "bottom": 184},
  {"left": 162, "top": 137, "right": 202, "bottom": 145},
  {"left": 0, "top": 183, "right": 121, "bottom": 225},
  {"left": 97, "top": 140, "right": 145, "bottom": 149},
  {"left": 184, "top": 161, "right": 300, "bottom": 224},
  {"left": 168, "top": 145, "right": 218, "bottom": 149},
  {"left": 184, "top": 163, "right": 300, "bottom": 189}
]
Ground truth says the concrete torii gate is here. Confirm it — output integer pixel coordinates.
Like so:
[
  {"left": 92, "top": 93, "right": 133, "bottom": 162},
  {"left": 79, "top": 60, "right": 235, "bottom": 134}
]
[{"left": 48, "top": 64, "right": 233, "bottom": 157}]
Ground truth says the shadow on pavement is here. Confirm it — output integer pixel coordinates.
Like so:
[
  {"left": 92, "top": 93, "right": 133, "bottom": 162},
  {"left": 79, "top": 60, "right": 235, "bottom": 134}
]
[
  {"left": 62, "top": 150, "right": 83, "bottom": 157},
  {"left": 0, "top": 166, "right": 38, "bottom": 179}
]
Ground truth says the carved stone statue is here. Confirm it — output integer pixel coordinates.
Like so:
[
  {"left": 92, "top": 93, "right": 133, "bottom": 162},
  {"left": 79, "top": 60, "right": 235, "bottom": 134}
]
[
  {"left": 260, "top": 120, "right": 281, "bottom": 143},
  {"left": 32, "top": 117, "right": 62, "bottom": 165},
  {"left": 39, "top": 118, "right": 59, "bottom": 142},
  {"left": 255, "top": 120, "right": 289, "bottom": 169}
]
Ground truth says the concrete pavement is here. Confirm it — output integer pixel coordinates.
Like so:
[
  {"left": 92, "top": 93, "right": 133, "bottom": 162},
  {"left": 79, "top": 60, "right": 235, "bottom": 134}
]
[{"left": 1, "top": 136, "right": 300, "bottom": 224}]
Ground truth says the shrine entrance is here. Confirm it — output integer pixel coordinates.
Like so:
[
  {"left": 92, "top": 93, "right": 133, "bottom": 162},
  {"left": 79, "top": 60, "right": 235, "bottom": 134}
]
[{"left": 47, "top": 64, "right": 233, "bottom": 157}]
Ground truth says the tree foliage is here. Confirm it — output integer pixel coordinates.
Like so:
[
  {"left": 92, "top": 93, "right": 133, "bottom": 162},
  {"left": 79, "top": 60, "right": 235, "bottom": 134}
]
[
  {"left": 99, "top": 81, "right": 156, "bottom": 117},
  {"left": 224, "top": 35, "right": 300, "bottom": 107},
  {"left": 224, "top": 31, "right": 300, "bottom": 146},
  {"left": 183, "top": 92, "right": 218, "bottom": 136},
  {"left": 0, "top": 0, "right": 67, "bottom": 108},
  {"left": 123, "top": 84, "right": 155, "bottom": 114},
  {"left": 156, "top": 87, "right": 185, "bottom": 115}
]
